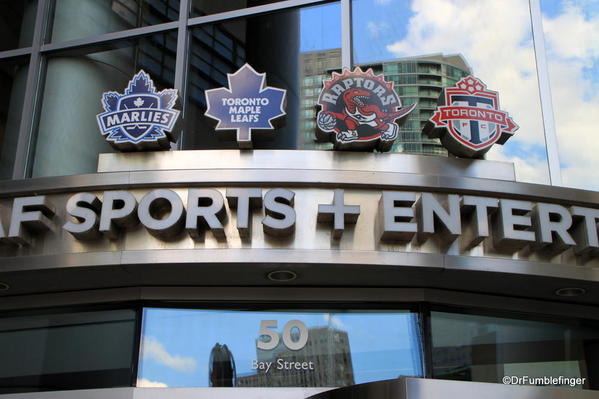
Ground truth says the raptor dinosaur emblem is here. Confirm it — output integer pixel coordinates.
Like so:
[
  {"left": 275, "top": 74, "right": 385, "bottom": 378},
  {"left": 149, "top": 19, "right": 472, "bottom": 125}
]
[{"left": 316, "top": 67, "right": 416, "bottom": 151}]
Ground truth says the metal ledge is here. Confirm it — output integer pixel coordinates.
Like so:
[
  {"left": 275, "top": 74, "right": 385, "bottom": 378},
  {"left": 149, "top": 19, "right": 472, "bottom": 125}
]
[
  {"left": 0, "top": 248, "right": 597, "bottom": 283},
  {"left": 1, "top": 167, "right": 598, "bottom": 208},
  {"left": 97, "top": 150, "right": 516, "bottom": 180}
]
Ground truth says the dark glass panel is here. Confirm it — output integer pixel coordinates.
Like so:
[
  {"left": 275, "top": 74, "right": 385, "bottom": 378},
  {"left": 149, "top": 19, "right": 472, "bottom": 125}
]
[
  {"left": 0, "top": 58, "right": 29, "bottom": 180},
  {"left": 0, "top": 309, "right": 137, "bottom": 394},
  {"left": 183, "top": 2, "right": 341, "bottom": 150},
  {"left": 431, "top": 311, "right": 599, "bottom": 390},
  {"left": 49, "top": 0, "right": 180, "bottom": 43},
  {"left": 0, "top": 0, "right": 37, "bottom": 51},
  {"left": 191, "top": 0, "right": 288, "bottom": 18}
]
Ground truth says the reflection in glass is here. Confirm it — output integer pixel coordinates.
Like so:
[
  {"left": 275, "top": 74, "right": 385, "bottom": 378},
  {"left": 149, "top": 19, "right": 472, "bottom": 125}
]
[
  {"left": 0, "top": 309, "right": 137, "bottom": 394},
  {"left": 351, "top": 0, "right": 549, "bottom": 184},
  {"left": 0, "top": 0, "right": 37, "bottom": 51},
  {"left": 49, "top": 0, "right": 180, "bottom": 43},
  {"left": 209, "top": 343, "right": 237, "bottom": 387},
  {"left": 31, "top": 32, "right": 176, "bottom": 177},
  {"left": 183, "top": 2, "right": 340, "bottom": 150},
  {"left": 138, "top": 308, "right": 423, "bottom": 388},
  {"left": 191, "top": 0, "right": 287, "bottom": 18},
  {"left": 431, "top": 311, "right": 599, "bottom": 389},
  {"left": 0, "top": 58, "right": 28, "bottom": 180},
  {"left": 541, "top": 0, "right": 599, "bottom": 191}
]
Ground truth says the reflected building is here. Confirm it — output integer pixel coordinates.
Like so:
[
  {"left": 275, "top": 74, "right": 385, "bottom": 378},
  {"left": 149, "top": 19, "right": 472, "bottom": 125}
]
[
  {"left": 184, "top": 2, "right": 301, "bottom": 151},
  {"left": 300, "top": 50, "right": 472, "bottom": 155},
  {"left": 209, "top": 343, "right": 237, "bottom": 387},
  {"left": 237, "top": 327, "right": 354, "bottom": 387}
]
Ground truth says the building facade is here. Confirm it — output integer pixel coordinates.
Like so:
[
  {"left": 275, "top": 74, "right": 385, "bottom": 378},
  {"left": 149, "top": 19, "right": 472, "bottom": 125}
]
[{"left": 0, "top": 1, "right": 598, "bottom": 399}]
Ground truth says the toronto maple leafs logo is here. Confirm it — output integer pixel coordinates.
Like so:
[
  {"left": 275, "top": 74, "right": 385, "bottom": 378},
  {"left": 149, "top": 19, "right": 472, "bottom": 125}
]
[
  {"left": 96, "top": 70, "right": 180, "bottom": 150},
  {"left": 204, "top": 64, "right": 286, "bottom": 148}
]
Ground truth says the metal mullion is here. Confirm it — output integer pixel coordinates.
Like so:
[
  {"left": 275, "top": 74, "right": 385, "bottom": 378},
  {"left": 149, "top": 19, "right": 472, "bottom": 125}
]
[
  {"left": 187, "top": 0, "right": 333, "bottom": 27},
  {"left": 38, "top": 21, "right": 179, "bottom": 56},
  {"left": 11, "top": 0, "right": 50, "bottom": 179},
  {"left": 174, "top": 0, "right": 191, "bottom": 150},
  {"left": 0, "top": 48, "right": 33, "bottom": 60},
  {"left": 420, "top": 303, "right": 434, "bottom": 379},
  {"left": 529, "top": 0, "right": 562, "bottom": 186},
  {"left": 341, "top": 0, "right": 352, "bottom": 69},
  {"left": 131, "top": 304, "right": 144, "bottom": 387}
]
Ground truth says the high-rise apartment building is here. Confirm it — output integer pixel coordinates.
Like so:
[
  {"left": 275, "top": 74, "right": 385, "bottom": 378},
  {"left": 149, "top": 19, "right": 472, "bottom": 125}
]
[{"left": 300, "top": 51, "right": 471, "bottom": 155}]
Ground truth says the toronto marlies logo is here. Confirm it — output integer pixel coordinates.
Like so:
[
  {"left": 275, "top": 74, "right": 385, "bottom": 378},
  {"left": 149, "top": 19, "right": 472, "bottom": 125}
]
[
  {"left": 97, "top": 70, "right": 180, "bottom": 150},
  {"left": 423, "top": 76, "right": 518, "bottom": 158},
  {"left": 316, "top": 68, "right": 416, "bottom": 151}
]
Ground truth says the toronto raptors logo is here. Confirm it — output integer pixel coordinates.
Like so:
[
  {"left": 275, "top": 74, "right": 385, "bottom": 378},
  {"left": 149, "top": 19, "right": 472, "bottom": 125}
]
[
  {"left": 423, "top": 76, "right": 518, "bottom": 158},
  {"left": 316, "top": 68, "right": 416, "bottom": 151}
]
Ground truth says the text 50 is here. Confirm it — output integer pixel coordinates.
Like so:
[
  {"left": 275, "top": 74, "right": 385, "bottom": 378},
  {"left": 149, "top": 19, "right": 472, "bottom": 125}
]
[{"left": 257, "top": 320, "right": 309, "bottom": 351}]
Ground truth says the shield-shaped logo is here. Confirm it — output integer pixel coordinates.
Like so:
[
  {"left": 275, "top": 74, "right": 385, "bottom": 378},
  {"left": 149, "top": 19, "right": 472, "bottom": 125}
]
[
  {"left": 423, "top": 76, "right": 518, "bottom": 158},
  {"left": 97, "top": 70, "right": 180, "bottom": 151},
  {"left": 116, "top": 94, "right": 161, "bottom": 140}
]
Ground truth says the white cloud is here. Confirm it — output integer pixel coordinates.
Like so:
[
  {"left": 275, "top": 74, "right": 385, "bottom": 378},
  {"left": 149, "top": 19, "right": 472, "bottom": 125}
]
[
  {"left": 137, "top": 378, "right": 168, "bottom": 388},
  {"left": 323, "top": 314, "right": 346, "bottom": 329},
  {"left": 141, "top": 336, "right": 197, "bottom": 373},
  {"left": 367, "top": 21, "right": 391, "bottom": 38}
]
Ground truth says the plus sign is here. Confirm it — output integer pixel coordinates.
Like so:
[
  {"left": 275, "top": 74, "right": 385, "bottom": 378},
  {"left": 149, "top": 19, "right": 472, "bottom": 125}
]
[{"left": 317, "top": 189, "right": 360, "bottom": 239}]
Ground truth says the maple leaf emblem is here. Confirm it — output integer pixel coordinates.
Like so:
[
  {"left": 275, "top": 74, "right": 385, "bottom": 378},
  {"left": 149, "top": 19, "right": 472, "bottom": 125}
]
[{"left": 204, "top": 64, "right": 286, "bottom": 148}]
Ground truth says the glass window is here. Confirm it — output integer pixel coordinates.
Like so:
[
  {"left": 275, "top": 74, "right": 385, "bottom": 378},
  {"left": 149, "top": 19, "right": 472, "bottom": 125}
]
[
  {"left": 31, "top": 31, "right": 176, "bottom": 177},
  {"left": 191, "top": 0, "right": 289, "bottom": 18},
  {"left": 431, "top": 311, "right": 599, "bottom": 390},
  {"left": 0, "top": 58, "right": 28, "bottom": 180},
  {"left": 138, "top": 308, "right": 423, "bottom": 388},
  {"left": 351, "top": 0, "right": 549, "bottom": 184},
  {"left": 396, "top": 86, "right": 417, "bottom": 96},
  {"left": 541, "top": 0, "right": 599, "bottom": 191},
  {"left": 0, "top": 309, "right": 137, "bottom": 394},
  {"left": 49, "top": 0, "right": 180, "bottom": 43},
  {"left": 0, "top": 0, "right": 37, "bottom": 51},
  {"left": 183, "top": 2, "right": 341, "bottom": 151}
]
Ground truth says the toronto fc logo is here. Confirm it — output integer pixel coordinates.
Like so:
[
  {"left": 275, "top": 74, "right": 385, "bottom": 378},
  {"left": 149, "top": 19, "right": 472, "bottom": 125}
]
[
  {"left": 97, "top": 70, "right": 180, "bottom": 151},
  {"left": 316, "top": 68, "right": 416, "bottom": 151},
  {"left": 423, "top": 76, "right": 518, "bottom": 158}
]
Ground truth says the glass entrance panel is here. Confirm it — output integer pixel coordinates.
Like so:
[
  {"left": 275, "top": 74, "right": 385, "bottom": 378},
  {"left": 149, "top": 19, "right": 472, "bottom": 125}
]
[{"left": 138, "top": 308, "right": 423, "bottom": 388}]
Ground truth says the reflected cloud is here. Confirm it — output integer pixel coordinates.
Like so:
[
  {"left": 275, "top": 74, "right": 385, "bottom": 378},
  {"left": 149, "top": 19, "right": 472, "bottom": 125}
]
[
  {"left": 542, "top": 0, "right": 599, "bottom": 190},
  {"left": 488, "top": 146, "right": 549, "bottom": 184},
  {"left": 137, "top": 378, "right": 168, "bottom": 387},
  {"left": 367, "top": 21, "right": 390, "bottom": 37},
  {"left": 323, "top": 314, "right": 346, "bottom": 329},
  {"left": 141, "top": 336, "right": 197, "bottom": 373}
]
